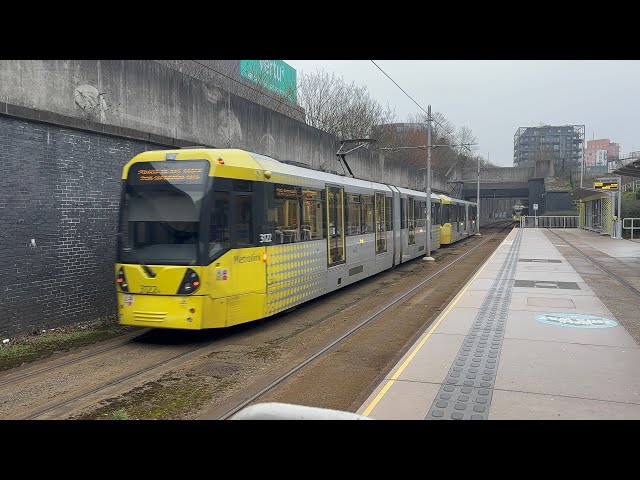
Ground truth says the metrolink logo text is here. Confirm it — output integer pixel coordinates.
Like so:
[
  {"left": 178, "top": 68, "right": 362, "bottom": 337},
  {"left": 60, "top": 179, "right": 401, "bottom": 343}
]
[{"left": 233, "top": 254, "right": 260, "bottom": 263}]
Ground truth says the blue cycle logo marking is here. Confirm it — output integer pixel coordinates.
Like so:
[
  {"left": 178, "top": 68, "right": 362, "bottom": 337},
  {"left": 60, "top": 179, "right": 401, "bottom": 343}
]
[{"left": 535, "top": 313, "right": 618, "bottom": 328}]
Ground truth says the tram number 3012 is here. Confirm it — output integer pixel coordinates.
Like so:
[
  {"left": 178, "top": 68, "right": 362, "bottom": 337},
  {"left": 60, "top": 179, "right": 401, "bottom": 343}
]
[{"left": 259, "top": 233, "right": 273, "bottom": 243}]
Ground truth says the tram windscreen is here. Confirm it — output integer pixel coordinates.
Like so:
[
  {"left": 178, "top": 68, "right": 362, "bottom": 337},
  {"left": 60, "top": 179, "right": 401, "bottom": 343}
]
[{"left": 118, "top": 161, "right": 208, "bottom": 265}]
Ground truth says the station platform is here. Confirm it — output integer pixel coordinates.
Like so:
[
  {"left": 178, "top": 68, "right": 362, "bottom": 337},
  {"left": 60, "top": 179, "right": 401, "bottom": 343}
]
[{"left": 357, "top": 227, "right": 640, "bottom": 420}]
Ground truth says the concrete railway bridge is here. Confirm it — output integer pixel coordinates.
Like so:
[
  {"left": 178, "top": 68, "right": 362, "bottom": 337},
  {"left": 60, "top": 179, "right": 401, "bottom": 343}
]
[{"left": 452, "top": 160, "right": 575, "bottom": 223}]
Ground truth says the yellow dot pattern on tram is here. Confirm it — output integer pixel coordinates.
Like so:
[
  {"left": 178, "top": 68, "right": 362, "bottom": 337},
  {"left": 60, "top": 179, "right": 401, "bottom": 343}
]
[{"left": 265, "top": 242, "right": 326, "bottom": 316}]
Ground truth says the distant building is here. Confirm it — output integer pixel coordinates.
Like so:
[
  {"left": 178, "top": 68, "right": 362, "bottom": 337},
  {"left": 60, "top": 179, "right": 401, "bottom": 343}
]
[
  {"left": 583, "top": 138, "right": 620, "bottom": 173},
  {"left": 513, "top": 125, "right": 585, "bottom": 172}
]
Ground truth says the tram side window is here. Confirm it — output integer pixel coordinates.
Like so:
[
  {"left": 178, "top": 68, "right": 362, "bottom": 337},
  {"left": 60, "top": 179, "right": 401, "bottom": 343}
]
[
  {"left": 301, "top": 189, "right": 324, "bottom": 240},
  {"left": 346, "top": 194, "right": 361, "bottom": 236},
  {"left": 274, "top": 185, "right": 300, "bottom": 244},
  {"left": 408, "top": 198, "right": 415, "bottom": 245},
  {"left": 361, "top": 195, "right": 374, "bottom": 233},
  {"left": 385, "top": 196, "right": 392, "bottom": 231},
  {"left": 209, "top": 191, "right": 230, "bottom": 259},
  {"left": 432, "top": 202, "right": 441, "bottom": 225},
  {"left": 443, "top": 204, "right": 452, "bottom": 224},
  {"left": 417, "top": 201, "right": 426, "bottom": 228},
  {"left": 235, "top": 195, "right": 252, "bottom": 246},
  {"left": 401, "top": 198, "right": 406, "bottom": 229}
]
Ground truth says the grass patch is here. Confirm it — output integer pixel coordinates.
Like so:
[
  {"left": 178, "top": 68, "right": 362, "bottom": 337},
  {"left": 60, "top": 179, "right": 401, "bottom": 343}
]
[
  {"left": 112, "top": 408, "right": 129, "bottom": 420},
  {"left": 72, "top": 372, "right": 227, "bottom": 420},
  {"left": 0, "top": 317, "right": 137, "bottom": 372},
  {"left": 247, "top": 345, "right": 280, "bottom": 362}
]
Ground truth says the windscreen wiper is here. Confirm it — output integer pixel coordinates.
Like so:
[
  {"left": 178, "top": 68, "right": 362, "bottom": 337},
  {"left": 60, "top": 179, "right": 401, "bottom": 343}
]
[{"left": 141, "top": 263, "right": 157, "bottom": 278}]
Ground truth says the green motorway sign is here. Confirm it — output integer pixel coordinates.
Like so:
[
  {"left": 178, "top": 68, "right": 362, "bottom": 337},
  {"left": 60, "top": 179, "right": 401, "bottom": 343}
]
[{"left": 240, "top": 60, "right": 297, "bottom": 103}]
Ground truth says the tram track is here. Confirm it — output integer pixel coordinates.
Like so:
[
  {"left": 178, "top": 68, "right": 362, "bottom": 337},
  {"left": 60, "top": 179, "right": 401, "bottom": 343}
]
[
  {"left": 546, "top": 229, "right": 640, "bottom": 298},
  {"left": 0, "top": 326, "right": 245, "bottom": 419},
  {"left": 0, "top": 331, "right": 147, "bottom": 388},
  {"left": 0, "top": 221, "right": 513, "bottom": 420},
  {"left": 214, "top": 221, "right": 514, "bottom": 419},
  {"left": 540, "top": 228, "right": 640, "bottom": 346}
]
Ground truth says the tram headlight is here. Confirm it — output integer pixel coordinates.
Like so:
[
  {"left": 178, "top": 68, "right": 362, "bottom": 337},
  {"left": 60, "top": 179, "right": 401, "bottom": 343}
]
[
  {"left": 117, "top": 267, "right": 129, "bottom": 292},
  {"left": 177, "top": 268, "right": 200, "bottom": 295}
]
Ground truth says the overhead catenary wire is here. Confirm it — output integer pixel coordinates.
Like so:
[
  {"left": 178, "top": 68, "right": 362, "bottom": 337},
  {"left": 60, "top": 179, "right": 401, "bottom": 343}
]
[
  {"left": 185, "top": 60, "right": 489, "bottom": 168},
  {"left": 370, "top": 60, "right": 457, "bottom": 139},
  {"left": 187, "top": 60, "right": 460, "bottom": 153},
  {"left": 190, "top": 60, "right": 404, "bottom": 144}
]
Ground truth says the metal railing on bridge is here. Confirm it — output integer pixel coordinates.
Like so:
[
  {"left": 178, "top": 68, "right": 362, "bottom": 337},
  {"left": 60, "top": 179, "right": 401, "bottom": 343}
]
[
  {"left": 520, "top": 216, "right": 579, "bottom": 228},
  {"left": 622, "top": 179, "right": 640, "bottom": 193},
  {"left": 623, "top": 218, "right": 640, "bottom": 239}
]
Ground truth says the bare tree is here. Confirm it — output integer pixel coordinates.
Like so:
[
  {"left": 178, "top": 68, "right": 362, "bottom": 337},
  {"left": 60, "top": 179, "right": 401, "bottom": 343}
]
[
  {"left": 373, "top": 111, "right": 483, "bottom": 176},
  {"left": 456, "top": 125, "right": 477, "bottom": 150},
  {"left": 372, "top": 122, "right": 428, "bottom": 169},
  {"left": 297, "top": 69, "right": 396, "bottom": 139}
]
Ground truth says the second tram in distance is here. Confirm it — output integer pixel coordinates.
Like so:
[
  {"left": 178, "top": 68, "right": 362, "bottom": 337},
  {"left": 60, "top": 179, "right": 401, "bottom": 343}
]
[{"left": 512, "top": 203, "right": 529, "bottom": 222}]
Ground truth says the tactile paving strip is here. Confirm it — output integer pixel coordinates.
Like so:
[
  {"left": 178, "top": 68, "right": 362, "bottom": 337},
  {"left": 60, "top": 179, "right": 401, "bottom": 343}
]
[{"left": 426, "top": 230, "right": 522, "bottom": 420}]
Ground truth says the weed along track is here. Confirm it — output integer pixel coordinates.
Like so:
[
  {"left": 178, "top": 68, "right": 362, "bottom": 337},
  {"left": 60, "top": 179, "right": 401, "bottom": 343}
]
[{"left": 0, "top": 222, "right": 512, "bottom": 420}]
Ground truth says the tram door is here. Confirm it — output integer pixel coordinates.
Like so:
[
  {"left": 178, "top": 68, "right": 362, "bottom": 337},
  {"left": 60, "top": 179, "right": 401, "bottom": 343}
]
[{"left": 326, "top": 186, "right": 345, "bottom": 266}]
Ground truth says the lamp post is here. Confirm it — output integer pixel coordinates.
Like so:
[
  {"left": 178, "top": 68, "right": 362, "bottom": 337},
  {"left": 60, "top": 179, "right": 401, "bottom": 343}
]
[
  {"left": 616, "top": 174, "right": 623, "bottom": 239},
  {"left": 380, "top": 106, "right": 476, "bottom": 262},
  {"left": 425, "top": 106, "right": 479, "bottom": 258},
  {"left": 426, "top": 136, "right": 479, "bottom": 254},
  {"left": 476, "top": 153, "right": 481, "bottom": 236},
  {"left": 425, "top": 105, "right": 434, "bottom": 261}
]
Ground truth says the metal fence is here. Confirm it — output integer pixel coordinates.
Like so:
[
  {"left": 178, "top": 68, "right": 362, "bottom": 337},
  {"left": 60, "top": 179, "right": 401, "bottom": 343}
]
[
  {"left": 622, "top": 179, "right": 640, "bottom": 193},
  {"left": 520, "top": 216, "right": 579, "bottom": 228},
  {"left": 623, "top": 218, "right": 640, "bottom": 239}
]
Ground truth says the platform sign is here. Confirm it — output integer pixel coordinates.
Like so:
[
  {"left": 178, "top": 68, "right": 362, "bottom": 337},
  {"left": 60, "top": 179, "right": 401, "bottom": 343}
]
[
  {"left": 594, "top": 180, "right": 618, "bottom": 190},
  {"left": 535, "top": 313, "right": 618, "bottom": 328},
  {"left": 533, "top": 203, "right": 538, "bottom": 211}
]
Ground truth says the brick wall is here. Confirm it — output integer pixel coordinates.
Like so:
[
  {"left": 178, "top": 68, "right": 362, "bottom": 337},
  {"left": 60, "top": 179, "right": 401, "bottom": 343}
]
[{"left": 0, "top": 115, "right": 167, "bottom": 338}]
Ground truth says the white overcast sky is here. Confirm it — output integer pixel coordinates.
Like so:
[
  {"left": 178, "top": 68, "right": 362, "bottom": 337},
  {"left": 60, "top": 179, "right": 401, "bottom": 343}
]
[{"left": 285, "top": 60, "right": 640, "bottom": 167}]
